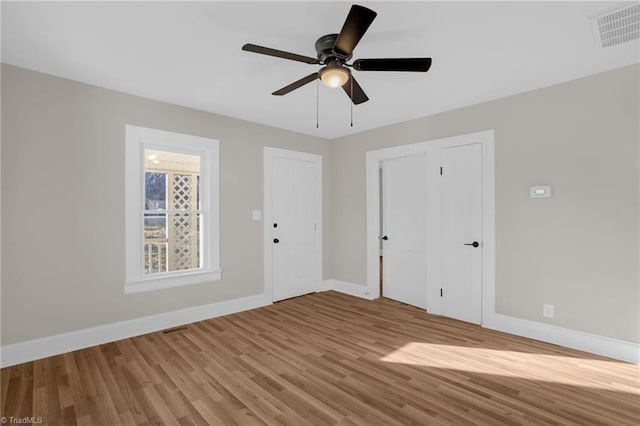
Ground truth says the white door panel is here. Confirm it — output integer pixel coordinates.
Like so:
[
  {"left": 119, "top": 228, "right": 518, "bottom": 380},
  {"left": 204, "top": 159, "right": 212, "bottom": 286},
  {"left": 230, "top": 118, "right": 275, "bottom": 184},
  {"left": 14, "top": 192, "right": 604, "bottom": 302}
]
[
  {"left": 442, "top": 143, "right": 482, "bottom": 324},
  {"left": 269, "top": 153, "right": 319, "bottom": 302},
  {"left": 382, "top": 154, "right": 427, "bottom": 309}
]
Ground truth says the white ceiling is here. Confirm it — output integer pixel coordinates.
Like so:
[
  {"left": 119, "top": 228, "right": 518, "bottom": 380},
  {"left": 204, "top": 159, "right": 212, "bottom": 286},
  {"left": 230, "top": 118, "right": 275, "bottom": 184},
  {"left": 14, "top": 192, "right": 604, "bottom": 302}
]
[{"left": 2, "top": 1, "right": 638, "bottom": 139}]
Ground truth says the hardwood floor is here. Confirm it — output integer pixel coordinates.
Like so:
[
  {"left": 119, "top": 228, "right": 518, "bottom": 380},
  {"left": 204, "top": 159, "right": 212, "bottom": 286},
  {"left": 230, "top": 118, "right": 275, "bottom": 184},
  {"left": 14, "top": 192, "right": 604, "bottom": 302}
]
[{"left": 2, "top": 291, "right": 639, "bottom": 425}]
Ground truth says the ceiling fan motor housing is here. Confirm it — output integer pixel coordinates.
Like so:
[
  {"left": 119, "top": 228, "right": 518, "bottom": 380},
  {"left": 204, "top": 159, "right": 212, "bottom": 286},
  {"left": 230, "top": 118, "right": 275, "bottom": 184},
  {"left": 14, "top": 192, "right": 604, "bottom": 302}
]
[{"left": 315, "top": 34, "right": 351, "bottom": 64}]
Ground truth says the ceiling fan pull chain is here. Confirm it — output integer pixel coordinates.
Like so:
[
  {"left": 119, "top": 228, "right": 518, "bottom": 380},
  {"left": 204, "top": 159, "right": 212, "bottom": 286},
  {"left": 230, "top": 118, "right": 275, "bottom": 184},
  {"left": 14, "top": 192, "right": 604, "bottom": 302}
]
[
  {"left": 316, "top": 79, "right": 320, "bottom": 129},
  {"left": 350, "top": 77, "right": 354, "bottom": 127}
]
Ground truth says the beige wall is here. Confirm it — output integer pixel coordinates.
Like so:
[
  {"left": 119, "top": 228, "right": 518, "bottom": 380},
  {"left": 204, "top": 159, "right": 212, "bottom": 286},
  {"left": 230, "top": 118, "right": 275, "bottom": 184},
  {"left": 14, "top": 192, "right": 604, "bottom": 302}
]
[
  {"left": 2, "top": 63, "right": 638, "bottom": 347},
  {"left": 1, "top": 64, "right": 332, "bottom": 345},
  {"left": 330, "top": 64, "right": 640, "bottom": 343}
]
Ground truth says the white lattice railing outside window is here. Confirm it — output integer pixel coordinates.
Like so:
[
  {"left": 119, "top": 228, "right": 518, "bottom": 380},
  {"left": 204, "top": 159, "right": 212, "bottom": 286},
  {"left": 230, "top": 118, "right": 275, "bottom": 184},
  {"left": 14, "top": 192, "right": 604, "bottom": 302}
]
[{"left": 169, "top": 173, "right": 199, "bottom": 271}]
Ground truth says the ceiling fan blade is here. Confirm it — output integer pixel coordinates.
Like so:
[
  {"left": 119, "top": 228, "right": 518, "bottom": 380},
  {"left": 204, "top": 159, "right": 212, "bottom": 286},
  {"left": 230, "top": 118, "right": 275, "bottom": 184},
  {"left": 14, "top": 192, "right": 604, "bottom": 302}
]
[
  {"left": 353, "top": 58, "right": 432, "bottom": 72},
  {"left": 333, "top": 5, "right": 377, "bottom": 58},
  {"left": 242, "top": 43, "right": 319, "bottom": 64},
  {"left": 342, "top": 75, "right": 369, "bottom": 105},
  {"left": 272, "top": 73, "right": 319, "bottom": 96}
]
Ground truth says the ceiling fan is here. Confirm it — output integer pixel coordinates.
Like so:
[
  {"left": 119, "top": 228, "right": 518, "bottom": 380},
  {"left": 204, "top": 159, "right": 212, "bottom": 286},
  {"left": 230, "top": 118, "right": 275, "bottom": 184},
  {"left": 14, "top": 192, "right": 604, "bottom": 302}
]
[{"left": 242, "top": 4, "right": 432, "bottom": 105}]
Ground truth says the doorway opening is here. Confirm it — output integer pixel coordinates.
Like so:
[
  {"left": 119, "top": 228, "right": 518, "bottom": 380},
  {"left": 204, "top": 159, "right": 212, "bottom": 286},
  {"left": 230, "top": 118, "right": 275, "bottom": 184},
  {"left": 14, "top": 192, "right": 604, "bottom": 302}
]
[{"left": 379, "top": 154, "right": 428, "bottom": 309}]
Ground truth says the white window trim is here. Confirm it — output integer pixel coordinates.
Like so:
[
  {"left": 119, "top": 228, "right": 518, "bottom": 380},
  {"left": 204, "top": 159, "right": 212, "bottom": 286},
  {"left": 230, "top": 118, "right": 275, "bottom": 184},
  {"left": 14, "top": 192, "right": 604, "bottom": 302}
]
[{"left": 125, "top": 125, "right": 221, "bottom": 294}]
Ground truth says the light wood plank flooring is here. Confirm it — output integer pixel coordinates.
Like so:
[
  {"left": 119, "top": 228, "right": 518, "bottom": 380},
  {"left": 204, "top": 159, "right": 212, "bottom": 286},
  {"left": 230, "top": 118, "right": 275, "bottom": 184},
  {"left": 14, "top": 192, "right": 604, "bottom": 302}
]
[{"left": 2, "top": 291, "right": 639, "bottom": 425}]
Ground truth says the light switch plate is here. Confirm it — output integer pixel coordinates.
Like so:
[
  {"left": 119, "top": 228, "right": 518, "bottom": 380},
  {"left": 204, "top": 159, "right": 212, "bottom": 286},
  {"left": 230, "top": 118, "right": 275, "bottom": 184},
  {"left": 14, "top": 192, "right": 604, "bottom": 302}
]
[
  {"left": 530, "top": 185, "right": 552, "bottom": 199},
  {"left": 252, "top": 210, "right": 261, "bottom": 221}
]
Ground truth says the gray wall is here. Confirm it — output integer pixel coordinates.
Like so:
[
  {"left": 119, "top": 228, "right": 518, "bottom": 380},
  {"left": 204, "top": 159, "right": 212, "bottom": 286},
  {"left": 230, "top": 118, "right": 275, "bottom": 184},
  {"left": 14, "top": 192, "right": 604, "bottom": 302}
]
[
  {"left": 330, "top": 64, "right": 640, "bottom": 343},
  {"left": 1, "top": 64, "right": 332, "bottom": 345}
]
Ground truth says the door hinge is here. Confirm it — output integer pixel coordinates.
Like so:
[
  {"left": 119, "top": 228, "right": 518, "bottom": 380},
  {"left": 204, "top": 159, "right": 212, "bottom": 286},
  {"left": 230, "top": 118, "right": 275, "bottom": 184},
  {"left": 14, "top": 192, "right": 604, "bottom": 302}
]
[
  {"left": 440, "top": 288, "right": 443, "bottom": 297},
  {"left": 440, "top": 166, "right": 443, "bottom": 176}
]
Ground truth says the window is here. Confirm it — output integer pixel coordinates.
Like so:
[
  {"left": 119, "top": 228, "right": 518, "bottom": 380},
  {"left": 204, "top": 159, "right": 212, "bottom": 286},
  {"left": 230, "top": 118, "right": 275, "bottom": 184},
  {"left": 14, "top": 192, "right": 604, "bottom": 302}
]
[{"left": 125, "top": 125, "right": 220, "bottom": 294}]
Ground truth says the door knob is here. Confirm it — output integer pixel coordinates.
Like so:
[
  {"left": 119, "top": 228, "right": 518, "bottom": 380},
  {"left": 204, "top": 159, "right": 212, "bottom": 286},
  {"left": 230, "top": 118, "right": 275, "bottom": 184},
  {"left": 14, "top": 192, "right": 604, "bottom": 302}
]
[
  {"left": 273, "top": 238, "right": 279, "bottom": 244},
  {"left": 381, "top": 235, "right": 389, "bottom": 241},
  {"left": 464, "top": 241, "right": 479, "bottom": 248}
]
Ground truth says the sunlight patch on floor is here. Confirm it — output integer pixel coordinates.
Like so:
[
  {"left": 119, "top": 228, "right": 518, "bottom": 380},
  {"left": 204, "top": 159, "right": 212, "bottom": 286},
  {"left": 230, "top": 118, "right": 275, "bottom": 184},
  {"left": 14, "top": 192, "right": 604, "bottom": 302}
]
[{"left": 379, "top": 342, "right": 640, "bottom": 393}]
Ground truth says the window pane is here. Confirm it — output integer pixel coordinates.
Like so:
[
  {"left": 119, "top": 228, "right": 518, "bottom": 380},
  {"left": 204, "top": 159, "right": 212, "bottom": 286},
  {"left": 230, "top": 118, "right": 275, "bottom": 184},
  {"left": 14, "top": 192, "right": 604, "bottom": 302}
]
[
  {"left": 145, "top": 172, "right": 166, "bottom": 210},
  {"left": 169, "top": 212, "right": 201, "bottom": 272},
  {"left": 143, "top": 212, "right": 201, "bottom": 275},
  {"left": 144, "top": 213, "right": 167, "bottom": 274},
  {"left": 143, "top": 238, "right": 168, "bottom": 275},
  {"left": 144, "top": 213, "right": 167, "bottom": 238},
  {"left": 171, "top": 173, "right": 198, "bottom": 210}
]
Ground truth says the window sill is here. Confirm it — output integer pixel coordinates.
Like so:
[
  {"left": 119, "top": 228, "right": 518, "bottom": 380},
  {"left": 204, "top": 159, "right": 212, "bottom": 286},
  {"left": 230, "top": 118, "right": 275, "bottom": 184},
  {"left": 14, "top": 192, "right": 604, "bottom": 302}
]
[{"left": 125, "top": 269, "right": 222, "bottom": 294}]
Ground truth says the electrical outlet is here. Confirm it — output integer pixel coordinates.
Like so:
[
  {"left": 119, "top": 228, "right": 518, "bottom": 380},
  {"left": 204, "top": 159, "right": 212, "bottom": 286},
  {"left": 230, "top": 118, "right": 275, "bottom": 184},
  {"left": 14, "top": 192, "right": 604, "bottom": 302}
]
[{"left": 543, "top": 304, "right": 554, "bottom": 318}]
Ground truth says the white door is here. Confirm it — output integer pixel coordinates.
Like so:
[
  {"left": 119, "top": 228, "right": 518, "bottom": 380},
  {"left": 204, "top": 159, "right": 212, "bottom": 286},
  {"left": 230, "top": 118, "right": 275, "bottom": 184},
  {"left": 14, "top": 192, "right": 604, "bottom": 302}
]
[
  {"left": 441, "top": 143, "right": 482, "bottom": 324},
  {"left": 265, "top": 148, "right": 321, "bottom": 302},
  {"left": 382, "top": 154, "right": 427, "bottom": 309}
]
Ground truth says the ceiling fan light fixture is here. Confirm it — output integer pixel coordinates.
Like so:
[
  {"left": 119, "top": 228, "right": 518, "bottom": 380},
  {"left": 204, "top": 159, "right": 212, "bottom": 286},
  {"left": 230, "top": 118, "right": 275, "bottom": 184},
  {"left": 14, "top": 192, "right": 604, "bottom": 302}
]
[{"left": 319, "top": 65, "right": 350, "bottom": 88}]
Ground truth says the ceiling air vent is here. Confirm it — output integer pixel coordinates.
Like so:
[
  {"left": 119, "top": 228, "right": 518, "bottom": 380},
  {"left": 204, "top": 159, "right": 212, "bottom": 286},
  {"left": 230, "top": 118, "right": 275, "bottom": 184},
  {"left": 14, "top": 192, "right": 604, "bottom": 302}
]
[{"left": 591, "top": 2, "right": 640, "bottom": 48}]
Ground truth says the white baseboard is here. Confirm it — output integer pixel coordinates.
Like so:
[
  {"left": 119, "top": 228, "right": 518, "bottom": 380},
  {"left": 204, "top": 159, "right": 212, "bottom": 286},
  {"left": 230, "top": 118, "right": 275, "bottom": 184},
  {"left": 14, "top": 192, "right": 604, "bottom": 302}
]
[
  {"left": 0, "top": 292, "right": 272, "bottom": 368},
  {"left": 322, "top": 279, "right": 374, "bottom": 300},
  {"left": 484, "top": 313, "right": 639, "bottom": 364}
]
